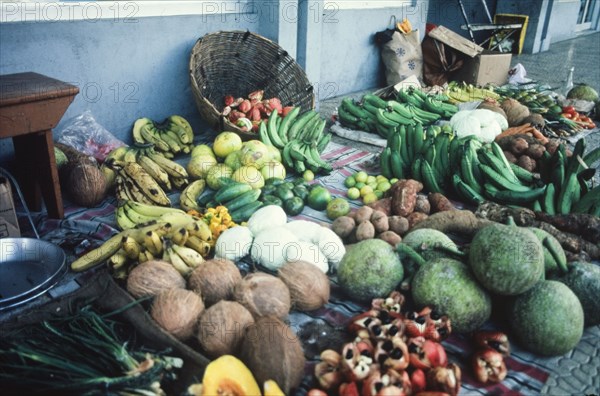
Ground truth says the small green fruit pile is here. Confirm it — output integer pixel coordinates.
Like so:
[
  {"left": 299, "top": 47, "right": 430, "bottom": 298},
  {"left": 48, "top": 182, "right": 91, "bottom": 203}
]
[{"left": 344, "top": 171, "right": 396, "bottom": 204}]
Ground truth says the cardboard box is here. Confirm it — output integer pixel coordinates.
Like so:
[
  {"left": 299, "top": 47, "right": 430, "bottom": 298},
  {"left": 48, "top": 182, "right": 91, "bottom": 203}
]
[
  {"left": 453, "top": 50, "right": 513, "bottom": 86},
  {"left": 0, "top": 177, "right": 21, "bottom": 238}
]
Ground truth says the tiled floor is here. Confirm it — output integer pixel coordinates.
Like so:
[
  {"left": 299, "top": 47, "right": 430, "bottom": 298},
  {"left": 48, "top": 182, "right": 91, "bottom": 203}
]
[{"left": 319, "top": 33, "right": 600, "bottom": 395}]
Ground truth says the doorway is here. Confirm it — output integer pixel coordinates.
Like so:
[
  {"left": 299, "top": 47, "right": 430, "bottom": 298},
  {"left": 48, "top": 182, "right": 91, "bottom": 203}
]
[{"left": 576, "top": 0, "right": 596, "bottom": 30}]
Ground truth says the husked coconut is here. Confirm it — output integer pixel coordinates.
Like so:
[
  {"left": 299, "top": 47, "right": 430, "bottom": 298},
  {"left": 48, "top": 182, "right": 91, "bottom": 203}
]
[
  {"left": 239, "top": 316, "right": 305, "bottom": 395},
  {"left": 188, "top": 258, "right": 242, "bottom": 306},
  {"left": 126, "top": 260, "right": 186, "bottom": 299},
  {"left": 234, "top": 272, "right": 291, "bottom": 319},
  {"left": 197, "top": 300, "right": 255, "bottom": 358},
  {"left": 278, "top": 261, "right": 330, "bottom": 311},
  {"left": 151, "top": 288, "right": 205, "bottom": 341}
]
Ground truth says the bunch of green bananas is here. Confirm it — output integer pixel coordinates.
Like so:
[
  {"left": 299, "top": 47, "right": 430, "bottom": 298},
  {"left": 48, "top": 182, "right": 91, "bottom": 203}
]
[
  {"left": 337, "top": 89, "right": 457, "bottom": 138},
  {"left": 132, "top": 115, "right": 194, "bottom": 157},
  {"left": 104, "top": 145, "right": 189, "bottom": 206},
  {"left": 257, "top": 108, "right": 333, "bottom": 175},
  {"left": 72, "top": 211, "right": 213, "bottom": 278},
  {"left": 445, "top": 81, "right": 501, "bottom": 103}
]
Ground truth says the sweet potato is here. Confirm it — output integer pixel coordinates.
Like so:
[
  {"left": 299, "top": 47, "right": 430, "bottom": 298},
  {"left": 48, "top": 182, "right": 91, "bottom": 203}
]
[
  {"left": 407, "top": 212, "right": 428, "bottom": 229},
  {"left": 332, "top": 216, "right": 356, "bottom": 239},
  {"left": 517, "top": 155, "right": 536, "bottom": 172},
  {"left": 355, "top": 206, "right": 374, "bottom": 224},
  {"left": 526, "top": 143, "right": 546, "bottom": 160},
  {"left": 370, "top": 210, "right": 389, "bottom": 233},
  {"left": 356, "top": 220, "right": 375, "bottom": 241},
  {"left": 414, "top": 195, "right": 431, "bottom": 215},
  {"left": 545, "top": 139, "right": 560, "bottom": 155},
  {"left": 391, "top": 179, "right": 423, "bottom": 216},
  {"left": 428, "top": 193, "right": 456, "bottom": 213},
  {"left": 504, "top": 150, "right": 518, "bottom": 164},
  {"left": 367, "top": 197, "right": 392, "bottom": 216},
  {"left": 378, "top": 231, "right": 402, "bottom": 247},
  {"left": 411, "top": 210, "right": 493, "bottom": 237},
  {"left": 510, "top": 137, "right": 529, "bottom": 155},
  {"left": 389, "top": 216, "right": 410, "bottom": 236}
]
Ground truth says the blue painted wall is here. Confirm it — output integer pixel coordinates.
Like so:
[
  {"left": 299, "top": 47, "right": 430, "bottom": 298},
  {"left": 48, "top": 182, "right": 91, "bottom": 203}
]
[
  {"left": 427, "top": 0, "right": 499, "bottom": 43},
  {"left": 0, "top": 13, "right": 261, "bottom": 160},
  {"left": 547, "top": 0, "right": 583, "bottom": 43}
]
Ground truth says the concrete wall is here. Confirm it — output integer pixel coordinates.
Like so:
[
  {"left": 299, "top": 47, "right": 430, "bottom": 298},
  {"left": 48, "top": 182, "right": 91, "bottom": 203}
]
[
  {"left": 0, "top": 11, "right": 261, "bottom": 160},
  {"left": 547, "top": 0, "right": 584, "bottom": 43}
]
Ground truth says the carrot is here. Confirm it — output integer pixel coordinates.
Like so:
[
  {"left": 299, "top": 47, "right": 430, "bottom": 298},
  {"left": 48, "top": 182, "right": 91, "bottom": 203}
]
[
  {"left": 494, "top": 124, "right": 533, "bottom": 141},
  {"left": 530, "top": 127, "right": 549, "bottom": 145}
]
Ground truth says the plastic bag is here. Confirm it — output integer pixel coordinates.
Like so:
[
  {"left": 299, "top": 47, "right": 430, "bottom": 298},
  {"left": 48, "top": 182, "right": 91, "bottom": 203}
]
[
  {"left": 508, "top": 63, "right": 532, "bottom": 85},
  {"left": 56, "top": 110, "right": 126, "bottom": 162}
]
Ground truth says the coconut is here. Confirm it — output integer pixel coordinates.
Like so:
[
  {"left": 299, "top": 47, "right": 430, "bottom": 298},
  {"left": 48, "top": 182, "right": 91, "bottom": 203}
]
[
  {"left": 126, "top": 260, "right": 186, "bottom": 299},
  {"left": 151, "top": 288, "right": 205, "bottom": 341},
  {"left": 188, "top": 258, "right": 242, "bottom": 306},
  {"left": 239, "top": 316, "right": 305, "bottom": 395},
  {"left": 234, "top": 272, "right": 291, "bottom": 319},
  {"left": 66, "top": 163, "right": 107, "bottom": 207},
  {"left": 197, "top": 300, "right": 255, "bottom": 358},
  {"left": 277, "top": 261, "right": 330, "bottom": 311}
]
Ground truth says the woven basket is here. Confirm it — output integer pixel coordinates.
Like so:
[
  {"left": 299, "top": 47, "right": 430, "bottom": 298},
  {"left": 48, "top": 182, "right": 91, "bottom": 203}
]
[{"left": 190, "top": 30, "right": 315, "bottom": 140}]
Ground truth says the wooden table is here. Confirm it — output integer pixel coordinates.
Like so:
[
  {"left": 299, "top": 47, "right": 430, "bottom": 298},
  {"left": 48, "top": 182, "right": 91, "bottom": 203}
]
[{"left": 0, "top": 72, "right": 79, "bottom": 219}]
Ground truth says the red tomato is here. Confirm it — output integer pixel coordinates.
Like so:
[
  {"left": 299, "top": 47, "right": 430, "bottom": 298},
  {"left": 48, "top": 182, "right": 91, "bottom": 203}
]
[
  {"left": 562, "top": 113, "right": 573, "bottom": 119},
  {"left": 562, "top": 105, "right": 576, "bottom": 114}
]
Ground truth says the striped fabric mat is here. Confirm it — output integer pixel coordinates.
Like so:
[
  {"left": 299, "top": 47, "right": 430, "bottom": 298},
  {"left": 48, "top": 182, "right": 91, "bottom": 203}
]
[{"left": 26, "top": 141, "right": 564, "bottom": 395}]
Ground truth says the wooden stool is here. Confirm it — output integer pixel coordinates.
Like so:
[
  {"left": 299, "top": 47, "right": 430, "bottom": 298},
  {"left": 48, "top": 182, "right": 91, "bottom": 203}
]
[{"left": 0, "top": 72, "right": 79, "bottom": 219}]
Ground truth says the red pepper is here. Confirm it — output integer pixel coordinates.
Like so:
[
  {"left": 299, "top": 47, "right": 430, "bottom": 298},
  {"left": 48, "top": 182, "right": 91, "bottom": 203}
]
[{"left": 562, "top": 105, "right": 576, "bottom": 115}]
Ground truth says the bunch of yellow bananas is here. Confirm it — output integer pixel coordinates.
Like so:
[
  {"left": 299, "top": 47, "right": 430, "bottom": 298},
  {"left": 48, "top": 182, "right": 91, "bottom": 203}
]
[
  {"left": 72, "top": 211, "right": 213, "bottom": 278},
  {"left": 132, "top": 115, "right": 194, "bottom": 157}
]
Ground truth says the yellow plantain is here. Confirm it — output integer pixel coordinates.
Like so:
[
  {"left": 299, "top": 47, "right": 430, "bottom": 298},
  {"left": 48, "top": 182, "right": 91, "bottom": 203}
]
[
  {"left": 180, "top": 179, "right": 205, "bottom": 212},
  {"left": 115, "top": 205, "right": 137, "bottom": 230},
  {"left": 172, "top": 244, "right": 204, "bottom": 268},
  {"left": 71, "top": 233, "right": 123, "bottom": 272},
  {"left": 109, "top": 249, "right": 129, "bottom": 270},
  {"left": 187, "top": 219, "right": 212, "bottom": 242},
  {"left": 121, "top": 162, "right": 171, "bottom": 206},
  {"left": 137, "top": 155, "right": 172, "bottom": 190},
  {"left": 167, "top": 246, "right": 192, "bottom": 276},
  {"left": 147, "top": 152, "right": 188, "bottom": 179},
  {"left": 143, "top": 230, "right": 163, "bottom": 255},
  {"left": 168, "top": 115, "right": 194, "bottom": 144},
  {"left": 121, "top": 235, "right": 141, "bottom": 260},
  {"left": 123, "top": 202, "right": 157, "bottom": 225},
  {"left": 126, "top": 199, "right": 186, "bottom": 218},
  {"left": 170, "top": 227, "right": 190, "bottom": 246},
  {"left": 140, "top": 123, "right": 170, "bottom": 152},
  {"left": 185, "top": 235, "right": 212, "bottom": 257}
]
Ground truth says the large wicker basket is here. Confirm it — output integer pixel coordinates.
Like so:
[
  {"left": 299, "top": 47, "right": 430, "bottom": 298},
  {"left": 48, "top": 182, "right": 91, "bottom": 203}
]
[{"left": 190, "top": 30, "right": 315, "bottom": 140}]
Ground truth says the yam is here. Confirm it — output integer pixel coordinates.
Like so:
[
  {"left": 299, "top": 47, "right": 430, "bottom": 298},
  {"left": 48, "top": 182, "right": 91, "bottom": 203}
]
[
  {"left": 428, "top": 193, "right": 456, "bottom": 213},
  {"left": 391, "top": 179, "right": 423, "bottom": 216},
  {"left": 517, "top": 155, "right": 536, "bottom": 172},
  {"left": 389, "top": 216, "right": 410, "bottom": 236},
  {"left": 356, "top": 220, "right": 376, "bottom": 241},
  {"left": 355, "top": 206, "right": 374, "bottom": 224},
  {"left": 367, "top": 197, "right": 392, "bottom": 216},
  {"left": 331, "top": 216, "right": 356, "bottom": 239},
  {"left": 527, "top": 143, "right": 546, "bottom": 160},
  {"left": 378, "top": 231, "right": 402, "bottom": 247},
  {"left": 370, "top": 210, "right": 389, "bottom": 233},
  {"left": 407, "top": 212, "right": 428, "bottom": 229},
  {"left": 510, "top": 137, "right": 529, "bottom": 155},
  {"left": 414, "top": 194, "right": 431, "bottom": 214}
]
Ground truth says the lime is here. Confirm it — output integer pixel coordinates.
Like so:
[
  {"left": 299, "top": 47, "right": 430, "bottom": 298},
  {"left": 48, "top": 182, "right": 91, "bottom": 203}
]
[
  {"left": 355, "top": 182, "right": 366, "bottom": 190},
  {"left": 326, "top": 198, "right": 351, "bottom": 220},
  {"left": 303, "top": 170, "right": 315, "bottom": 182},
  {"left": 307, "top": 186, "right": 332, "bottom": 211},
  {"left": 376, "top": 175, "right": 388, "bottom": 183},
  {"left": 355, "top": 171, "right": 368, "bottom": 184},
  {"left": 368, "top": 182, "right": 378, "bottom": 191},
  {"left": 363, "top": 192, "right": 378, "bottom": 204},
  {"left": 360, "top": 185, "right": 374, "bottom": 197},
  {"left": 347, "top": 187, "right": 360, "bottom": 200},
  {"left": 376, "top": 181, "right": 392, "bottom": 192},
  {"left": 367, "top": 175, "right": 377, "bottom": 185},
  {"left": 344, "top": 176, "right": 356, "bottom": 188},
  {"left": 374, "top": 190, "right": 384, "bottom": 199},
  {"left": 390, "top": 178, "right": 399, "bottom": 185}
]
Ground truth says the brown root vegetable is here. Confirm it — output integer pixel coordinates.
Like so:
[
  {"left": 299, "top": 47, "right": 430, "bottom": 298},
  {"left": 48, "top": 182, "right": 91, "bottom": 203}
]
[
  {"left": 411, "top": 210, "right": 493, "bottom": 237},
  {"left": 378, "top": 231, "right": 402, "bottom": 247},
  {"left": 355, "top": 220, "right": 376, "bottom": 241},
  {"left": 126, "top": 260, "right": 186, "bottom": 299},
  {"left": 414, "top": 194, "right": 431, "bottom": 214},
  {"left": 354, "top": 206, "right": 374, "bottom": 224},
  {"left": 346, "top": 210, "right": 357, "bottom": 220},
  {"left": 517, "top": 155, "right": 536, "bottom": 172},
  {"left": 197, "top": 300, "right": 255, "bottom": 358},
  {"left": 407, "top": 212, "right": 428, "bottom": 228},
  {"left": 526, "top": 143, "right": 546, "bottom": 160},
  {"left": 234, "top": 272, "right": 291, "bottom": 319},
  {"left": 188, "top": 258, "right": 242, "bottom": 307},
  {"left": 239, "top": 316, "right": 306, "bottom": 395},
  {"left": 278, "top": 261, "right": 330, "bottom": 311},
  {"left": 428, "top": 193, "right": 456, "bottom": 213},
  {"left": 151, "top": 288, "right": 204, "bottom": 341},
  {"left": 331, "top": 216, "right": 356, "bottom": 239},
  {"left": 367, "top": 197, "right": 392, "bottom": 216},
  {"left": 504, "top": 150, "right": 518, "bottom": 164},
  {"left": 501, "top": 98, "right": 530, "bottom": 126},
  {"left": 389, "top": 216, "right": 410, "bottom": 236},
  {"left": 510, "top": 137, "right": 529, "bottom": 155},
  {"left": 478, "top": 98, "right": 508, "bottom": 120},
  {"left": 545, "top": 139, "right": 560, "bottom": 155},
  {"left": 370, "top": 210, "right": 389, "bottom": 233},
  {"left": 391, "top": 179, "right": 424, "bottom": 216}
]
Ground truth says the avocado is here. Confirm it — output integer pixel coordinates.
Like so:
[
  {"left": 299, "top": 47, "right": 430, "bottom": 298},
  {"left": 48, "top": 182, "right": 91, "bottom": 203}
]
[
  {"left": 337, "top": 239, "right": 403, "bottom": 303},
  {"left": 548, "top": 261, "right": 600, "bottom": 327},
  {"left": 411, "top": 258, "right": 491, "bottom": 333},
  {"left": 510, "top": 280, "right": 583, "bottom": 356},
  {"left": 469, "top": 223, "right": 544, "bottom": 296}
]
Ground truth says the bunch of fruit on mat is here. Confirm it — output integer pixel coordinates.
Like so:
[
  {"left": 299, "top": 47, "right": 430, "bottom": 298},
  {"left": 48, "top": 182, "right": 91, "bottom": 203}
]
[
  {"left": 378, "top": 123, "right": 599, "bottom": 215},
  {"left": 337, "top": 89, "right": 458, "bottom": 137},
  {"left": 131, "top": 115, "right": 194, "bottom": 156},
  {"left": 220, "top": 90, "right": 288, "bottom": 132},
  {"left": 257, "top": 107, "right": 333, "bottom": 175},
  {"left": 72, "top": 209, "right": 214, "bottom": 277},
  {"left": 444, "top": 80, "right": 501, "bottom": 103},
  {"left": 343, "top": 170, "right": 397, "bottom": 204},
  {"left": 102, "top": 144, "right": 189, "bottom": 207}
]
